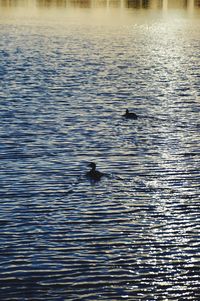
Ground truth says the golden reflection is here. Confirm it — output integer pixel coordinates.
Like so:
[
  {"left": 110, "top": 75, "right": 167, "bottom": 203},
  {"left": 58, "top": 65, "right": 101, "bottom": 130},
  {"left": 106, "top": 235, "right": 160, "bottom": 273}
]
[
  {"left": 0, "top": 0, "right": 199, "bottom": 9},
  {"left": 36, "top": 0, "right": 91, "bottom": 8},
  {"left": 0, "top": 0, "right": 199, "bottom": 26}
]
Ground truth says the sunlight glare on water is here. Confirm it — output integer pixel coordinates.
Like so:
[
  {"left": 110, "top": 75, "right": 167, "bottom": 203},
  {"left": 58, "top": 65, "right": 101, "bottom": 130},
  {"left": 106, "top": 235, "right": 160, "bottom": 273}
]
[{"left": 0, "top": 0, "right": 200, "bottom": 300}]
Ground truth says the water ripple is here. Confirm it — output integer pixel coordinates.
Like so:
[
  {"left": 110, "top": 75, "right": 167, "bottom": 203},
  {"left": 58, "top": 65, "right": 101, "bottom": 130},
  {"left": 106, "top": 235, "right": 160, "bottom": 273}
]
[{"left": 0, "top": 4, "right": 200, "bottom": 301}]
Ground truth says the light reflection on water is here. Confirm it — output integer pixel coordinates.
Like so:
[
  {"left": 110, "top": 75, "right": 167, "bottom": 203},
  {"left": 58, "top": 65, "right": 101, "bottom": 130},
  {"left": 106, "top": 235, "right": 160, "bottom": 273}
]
[
  {"left": 0, "top": 0, "right": 200, "bottom": 300},
  {"left": 0, "top": 0, "right": 200, "bottom": 9},
  {"left": 0, "top": 0, "right": 200, "bottom": 25}
]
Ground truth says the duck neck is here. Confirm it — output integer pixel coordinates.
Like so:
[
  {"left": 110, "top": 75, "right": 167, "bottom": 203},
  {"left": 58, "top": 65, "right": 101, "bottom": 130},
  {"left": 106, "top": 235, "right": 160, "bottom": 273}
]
[{"left": 91, "top": 166, "right": 96, "bottom": 172}]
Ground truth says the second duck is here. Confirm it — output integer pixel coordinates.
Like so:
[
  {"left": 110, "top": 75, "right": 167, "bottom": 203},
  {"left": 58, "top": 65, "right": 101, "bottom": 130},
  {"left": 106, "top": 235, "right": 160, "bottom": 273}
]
[{"left": 123, "top": 109, "right": 138, "bottom": 120}]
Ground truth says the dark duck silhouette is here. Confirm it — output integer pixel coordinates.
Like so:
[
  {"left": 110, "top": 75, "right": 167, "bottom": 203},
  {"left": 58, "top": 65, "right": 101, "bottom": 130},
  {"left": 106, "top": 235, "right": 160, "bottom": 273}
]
[
  {"left": 86, "top": 162, "right": 105, "bottom": 182},
  {"left": 123, "top": 109, "right": 138, "bottom": 119}
]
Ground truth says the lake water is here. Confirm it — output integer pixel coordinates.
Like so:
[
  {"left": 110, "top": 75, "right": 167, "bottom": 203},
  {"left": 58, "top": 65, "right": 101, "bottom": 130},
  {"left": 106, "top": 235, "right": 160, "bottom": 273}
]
[{"left": 0, "top": 0, "right": 200, "bottom": 300}]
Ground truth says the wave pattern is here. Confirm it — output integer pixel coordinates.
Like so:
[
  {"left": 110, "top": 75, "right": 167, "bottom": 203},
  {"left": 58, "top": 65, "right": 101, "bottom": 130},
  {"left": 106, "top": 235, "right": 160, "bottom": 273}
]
[{"left": 0, "top": 11, "right": 200, "bottom": 301}]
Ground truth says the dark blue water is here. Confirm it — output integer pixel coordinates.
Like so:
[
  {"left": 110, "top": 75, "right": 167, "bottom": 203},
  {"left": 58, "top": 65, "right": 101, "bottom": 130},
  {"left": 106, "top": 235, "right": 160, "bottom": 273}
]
[{"left": 0, "top": 1, "right": 200, "bottom": 300}]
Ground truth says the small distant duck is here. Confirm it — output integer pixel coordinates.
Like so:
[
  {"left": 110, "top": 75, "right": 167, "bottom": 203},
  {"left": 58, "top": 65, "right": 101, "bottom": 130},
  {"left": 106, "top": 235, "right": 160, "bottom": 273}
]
[
  {"left": 86, "top": 162, "right": 105, "bottom": 182},
  {"left": 123, "top": 109, "right": 138, "bottom": 120}
]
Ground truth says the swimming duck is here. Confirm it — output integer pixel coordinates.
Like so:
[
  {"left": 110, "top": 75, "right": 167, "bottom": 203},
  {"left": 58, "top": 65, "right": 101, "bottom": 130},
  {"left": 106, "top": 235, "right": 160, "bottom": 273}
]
[
  {"left": 86, "top": 162, "right": 105, "bottom": 181},
  {"left": 123, "top": 109, "right": 138, "bottom": 119}
]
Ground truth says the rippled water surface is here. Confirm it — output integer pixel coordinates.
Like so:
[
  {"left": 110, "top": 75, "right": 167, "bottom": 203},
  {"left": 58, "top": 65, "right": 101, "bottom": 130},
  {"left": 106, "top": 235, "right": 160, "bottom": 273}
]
[{"left": 0, "top": 1, "right": 200, "bottom": 300}]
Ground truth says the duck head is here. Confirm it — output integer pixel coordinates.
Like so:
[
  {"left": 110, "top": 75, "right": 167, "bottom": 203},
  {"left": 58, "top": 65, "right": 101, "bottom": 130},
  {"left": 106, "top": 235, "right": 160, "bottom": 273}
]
[
  {"left": 125, "top": 109, "right": 130, "bottom": 115},
  {"left": 88, "top": 162, "right": 96, "bottom": 170}
]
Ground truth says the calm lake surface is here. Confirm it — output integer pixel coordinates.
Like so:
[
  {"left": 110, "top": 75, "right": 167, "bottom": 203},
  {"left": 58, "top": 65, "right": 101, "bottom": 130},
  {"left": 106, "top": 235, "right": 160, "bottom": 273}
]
[{"left": 0, "top": 0, "right": 200, "bottom": 300}]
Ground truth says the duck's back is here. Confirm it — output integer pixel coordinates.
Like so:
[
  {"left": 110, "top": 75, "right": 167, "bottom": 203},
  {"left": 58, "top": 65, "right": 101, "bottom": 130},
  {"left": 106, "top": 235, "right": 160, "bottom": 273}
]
[
  {"left": 127, "top": 112, "right": 138, "bottom": 119},
  {"left": 87, "top": 169, "right": 104, "bottom": 181}
]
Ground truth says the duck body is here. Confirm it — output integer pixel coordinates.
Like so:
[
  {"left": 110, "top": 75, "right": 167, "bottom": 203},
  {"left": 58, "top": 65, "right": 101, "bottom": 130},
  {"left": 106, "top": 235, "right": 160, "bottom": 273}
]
[
  {"left": 123, "top": 109, "right": 138, "bottom": 120},
  {"left": 86, "top": 163, "right": 105, "bottom": 182}
]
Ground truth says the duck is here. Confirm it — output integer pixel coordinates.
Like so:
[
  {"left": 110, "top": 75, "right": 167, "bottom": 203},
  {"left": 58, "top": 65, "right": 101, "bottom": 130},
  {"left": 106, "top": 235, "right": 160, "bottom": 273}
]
[
  {"left": 86, "top": 162, "right": 105, "bottom": 182},
  {"left": 123, "top": 109, "right": 138, "bottom": 119}
]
